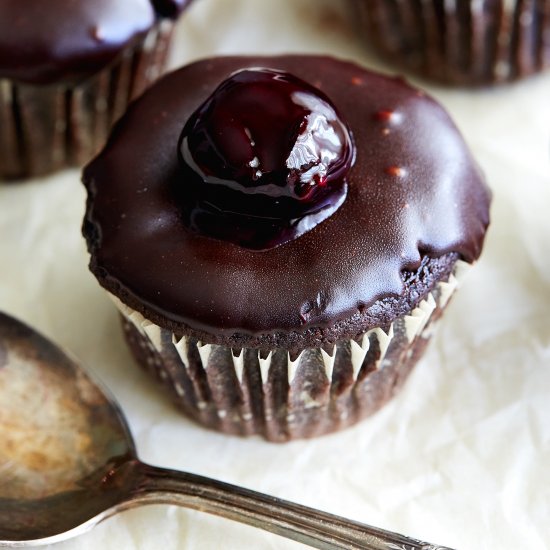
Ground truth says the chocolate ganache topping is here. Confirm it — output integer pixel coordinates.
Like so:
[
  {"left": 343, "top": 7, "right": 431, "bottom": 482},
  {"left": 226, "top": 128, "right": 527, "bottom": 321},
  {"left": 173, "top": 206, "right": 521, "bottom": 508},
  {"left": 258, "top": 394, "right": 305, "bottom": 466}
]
[
  {"left": 83, "top": 56, "right": 491, "bottom": 338},
  {"left": 0, "top": 0, "right": 191, "bottom": 85},
  {"left": 177, "top": 68, "right": 355, "bottom": 249}
]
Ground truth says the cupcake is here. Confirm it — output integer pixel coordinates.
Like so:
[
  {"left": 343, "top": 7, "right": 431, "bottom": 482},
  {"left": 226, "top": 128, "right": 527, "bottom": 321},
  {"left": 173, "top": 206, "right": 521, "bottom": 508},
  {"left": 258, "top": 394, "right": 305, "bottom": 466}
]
[
  {"left": 352, "top": 0, "right": 550, "bottom": 85},
  {"left": 83, "top": 55, "right": 491, "bottom": 441},
  {"left": 0, "top": 0, "right": 193, "bottom": 180}
]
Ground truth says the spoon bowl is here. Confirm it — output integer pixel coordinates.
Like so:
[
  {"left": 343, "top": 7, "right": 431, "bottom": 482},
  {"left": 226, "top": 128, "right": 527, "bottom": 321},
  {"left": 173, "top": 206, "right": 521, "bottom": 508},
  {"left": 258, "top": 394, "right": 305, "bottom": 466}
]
[
  {"left": 0, "top": 312, "right": 453, "bottom": 549},
  {"left": 0, "top": 311, "right": 136, "bottom": 543}
]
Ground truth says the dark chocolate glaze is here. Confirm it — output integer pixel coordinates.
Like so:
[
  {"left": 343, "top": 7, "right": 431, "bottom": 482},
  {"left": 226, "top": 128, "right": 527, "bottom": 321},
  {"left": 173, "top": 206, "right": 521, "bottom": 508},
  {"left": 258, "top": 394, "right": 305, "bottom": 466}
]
[
  {"left": 83, "top": 56, "right": 491, "bottom": 342},
  {"left": 0, "top": 0, "right": 191, "bottom": 85}
]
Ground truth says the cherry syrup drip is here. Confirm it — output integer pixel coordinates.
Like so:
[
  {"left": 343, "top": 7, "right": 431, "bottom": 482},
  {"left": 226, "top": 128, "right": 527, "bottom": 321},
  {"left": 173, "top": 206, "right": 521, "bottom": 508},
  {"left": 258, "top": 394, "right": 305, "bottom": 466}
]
[{"left": 177, "top": 68, "right": 355, "bottom": 249}]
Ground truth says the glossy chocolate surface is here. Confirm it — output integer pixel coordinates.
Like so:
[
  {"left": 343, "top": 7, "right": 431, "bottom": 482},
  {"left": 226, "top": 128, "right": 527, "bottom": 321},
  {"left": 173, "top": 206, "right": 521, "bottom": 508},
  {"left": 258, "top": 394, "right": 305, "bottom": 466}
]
[
  {"left": 178, "top": 68, "right": 354, "bottom": 249},
  {"left": 0, "top": 0, "right": 190, "bottom": 85},
  {"left": 83, "top": 56, "right": 491, "bottom": 336}
]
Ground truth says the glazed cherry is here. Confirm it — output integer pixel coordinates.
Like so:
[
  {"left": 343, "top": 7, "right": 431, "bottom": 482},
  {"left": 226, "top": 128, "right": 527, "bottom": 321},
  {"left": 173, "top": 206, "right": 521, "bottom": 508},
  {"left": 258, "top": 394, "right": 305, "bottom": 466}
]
[
  {"left": 151, "top": 0, "right": 186, "bottom": 17},
  {"left": 177, "top": 68, "right": 355, "bottom": 249}
]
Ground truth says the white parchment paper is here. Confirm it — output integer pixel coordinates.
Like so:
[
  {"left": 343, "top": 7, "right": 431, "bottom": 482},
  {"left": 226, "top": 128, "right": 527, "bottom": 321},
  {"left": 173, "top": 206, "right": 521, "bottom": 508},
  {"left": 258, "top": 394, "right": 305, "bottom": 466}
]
[{"left": 1, "top": 1, "right": 549, "bottom": 548}]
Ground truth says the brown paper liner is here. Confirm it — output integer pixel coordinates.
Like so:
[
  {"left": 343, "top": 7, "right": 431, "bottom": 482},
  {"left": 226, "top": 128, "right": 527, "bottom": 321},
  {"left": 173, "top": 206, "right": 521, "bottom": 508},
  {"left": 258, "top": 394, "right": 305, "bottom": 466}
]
[
  {"left": 115, "top": 262, "right": 468, "bottom": 442},
  {"left": 0, "top": 21, "right": 174, "bottom": 180},
  {"left": 352, "top": 0, "right": 550, "bottom": 86}
]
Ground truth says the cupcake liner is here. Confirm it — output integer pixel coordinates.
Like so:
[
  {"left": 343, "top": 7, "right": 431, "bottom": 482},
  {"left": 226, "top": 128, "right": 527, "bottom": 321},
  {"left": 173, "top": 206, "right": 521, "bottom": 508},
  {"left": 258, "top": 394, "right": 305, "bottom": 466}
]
[
  {"left": 353, "top": 0, "right": 550, "bottom": 85},
  {"left": 0, "top": 20, "right": 174, "bottom": 180},
  {"left": 112, "top": 261, "right": 469, "bottom": 442}
]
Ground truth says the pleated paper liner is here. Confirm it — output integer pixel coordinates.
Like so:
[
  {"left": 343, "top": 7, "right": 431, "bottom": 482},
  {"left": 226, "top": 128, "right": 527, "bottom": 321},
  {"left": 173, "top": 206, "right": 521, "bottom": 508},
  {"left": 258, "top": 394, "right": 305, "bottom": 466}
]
[
  {"left": 0, "top": 20, "right": 173, "bottom": 180},
  {"left": 353, "top": 0, "right": 550, "bottom": 85},
  {"left": 115, "top": 260, "right": 469, "bottom": 442}
]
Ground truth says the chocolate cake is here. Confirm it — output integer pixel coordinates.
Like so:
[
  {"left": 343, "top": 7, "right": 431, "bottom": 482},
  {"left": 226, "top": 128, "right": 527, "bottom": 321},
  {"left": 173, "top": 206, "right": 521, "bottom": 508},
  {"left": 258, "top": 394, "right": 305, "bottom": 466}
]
[
  {"left": 83, "top": 55, "right": 491, "bottom": 441},
  {"left": 352, "top": 0, "right": 550, "bottom": 85},
  {"left": 0, "top": 0, "right": 193, "bottom": 180}
]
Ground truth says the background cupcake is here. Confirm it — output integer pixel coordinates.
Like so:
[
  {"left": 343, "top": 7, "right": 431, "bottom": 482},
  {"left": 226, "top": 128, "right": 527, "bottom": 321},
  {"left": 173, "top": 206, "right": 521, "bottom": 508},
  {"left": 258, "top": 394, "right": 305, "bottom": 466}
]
[
  {"left": 352, "top": 0, "right": 550, "bottom": 85},
  {"left": 83, "top": 55, "right": 491, "bottom": 442},
  {"left": 0, "top": 0, "right": 193, "bottom": 180}
]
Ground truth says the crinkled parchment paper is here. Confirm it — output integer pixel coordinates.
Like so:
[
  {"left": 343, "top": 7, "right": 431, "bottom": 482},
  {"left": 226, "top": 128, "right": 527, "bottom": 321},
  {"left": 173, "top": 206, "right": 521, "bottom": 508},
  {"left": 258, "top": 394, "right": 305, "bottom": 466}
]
[{"left": 1, "top": 1, "right": 549, "bottom": 548}]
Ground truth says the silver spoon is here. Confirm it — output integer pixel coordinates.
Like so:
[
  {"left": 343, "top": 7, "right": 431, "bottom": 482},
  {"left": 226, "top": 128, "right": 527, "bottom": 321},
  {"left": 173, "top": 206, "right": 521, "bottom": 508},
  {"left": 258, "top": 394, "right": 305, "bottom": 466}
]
[{"left": 0, "top": 312, "right": 453, "bottom": 550}]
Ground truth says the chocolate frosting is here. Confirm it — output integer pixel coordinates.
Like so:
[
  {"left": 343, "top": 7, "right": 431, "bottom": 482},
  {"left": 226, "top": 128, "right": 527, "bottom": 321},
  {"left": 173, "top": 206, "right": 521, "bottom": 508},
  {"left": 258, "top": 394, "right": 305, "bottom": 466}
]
[
  {"left": 0, "top": 0, "right": 191, "bottom": 85},
  {"left": 83, "top": 56, "right": 491, "bottom": 338}
]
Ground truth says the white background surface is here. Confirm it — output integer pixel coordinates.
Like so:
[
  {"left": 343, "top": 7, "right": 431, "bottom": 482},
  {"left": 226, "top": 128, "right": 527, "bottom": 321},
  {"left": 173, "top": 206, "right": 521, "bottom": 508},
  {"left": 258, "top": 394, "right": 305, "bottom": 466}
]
[{"left": 1, "top": 0, "right": 550, "bottom": 548}]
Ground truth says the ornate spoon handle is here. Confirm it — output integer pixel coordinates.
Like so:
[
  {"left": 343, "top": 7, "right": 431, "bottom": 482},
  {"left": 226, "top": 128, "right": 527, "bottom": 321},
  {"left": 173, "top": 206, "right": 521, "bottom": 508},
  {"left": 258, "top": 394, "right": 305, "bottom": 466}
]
[{"left": 130, "top": 462, "right": 454, "bottom": 550}]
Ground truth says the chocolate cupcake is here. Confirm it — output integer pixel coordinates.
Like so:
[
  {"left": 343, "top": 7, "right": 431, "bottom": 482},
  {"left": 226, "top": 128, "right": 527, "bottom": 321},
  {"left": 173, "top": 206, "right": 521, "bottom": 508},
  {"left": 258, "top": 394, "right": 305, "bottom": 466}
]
[
  {"left": 83, "top": 55, "right": 491, "bottom": 441},
  {"left": 0, "top": 0, "right": 193, "bottom": 180},
  {"left": 352, "top": 0, "right": 550, "bottom": 85}
]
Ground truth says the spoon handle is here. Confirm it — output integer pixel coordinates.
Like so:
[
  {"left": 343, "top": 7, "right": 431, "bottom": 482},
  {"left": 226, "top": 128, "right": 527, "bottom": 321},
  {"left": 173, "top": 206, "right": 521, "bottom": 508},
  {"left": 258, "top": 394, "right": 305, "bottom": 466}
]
[{"left": 130, "top": 462, "right": 453, "bottom": 550}]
